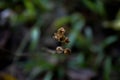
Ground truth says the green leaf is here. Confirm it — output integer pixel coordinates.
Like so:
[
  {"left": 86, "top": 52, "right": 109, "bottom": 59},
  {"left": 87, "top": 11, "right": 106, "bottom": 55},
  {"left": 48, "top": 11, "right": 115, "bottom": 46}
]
[
  {"left": 58, "top": 67, "right": 65, "bottom": 80},
  {"left": 82, "top": 0, "right": 106, "bottom": 16},
  {"left": 29, "top": 27, "right": 40, "bottom": 52},
  {"left": 67, "top": 14, "right": 85, "bottom": 48},
  {"left": 94, "top": 52, "right": 104, "bottom": 69},
  {"left": 77, "top": 53, "right": 85, "bottom": 67},
  {"left": 84, "top": 27, "right": 93, "bottom": 43},
  {"left": 116, "top": 10, "right": 120, "bottom": 20},
  {"left": 24, "top": 0, "right": 36, "bottom": 16},
  {"left": 34, "top": 0, "right": 53, "bottom": 12},
  {"left": 96, "top": 0, "right": 106, "bottom": 16},
  {"left": 27, "top": 67, "right": 44, "bottom": 80},
  {"left": 53, "top": 16, "right": 70, "bottom": 27},
  {"left": 24, "top": 53, "right": 54, "bottom": 72},
  {"left": 101, "top": 36, "right": 118, "bottom": 48},
  {"left": 76, "top": 34, "right": 89, "bottom": 48},
  {"left": 0, "top": 1, "right": 6, "bottom": 8},
  {"left": 44, "top": 72, "right": 53, "bottom": 80},
  {"left": 82, "top": 0, "right": 97, "bottom": 13},
  {"left": 103, "top": 56, "right": 112, "bottom": 80},
  {"left": 68, "top": 53, "right": 85, "bottom": 68}
]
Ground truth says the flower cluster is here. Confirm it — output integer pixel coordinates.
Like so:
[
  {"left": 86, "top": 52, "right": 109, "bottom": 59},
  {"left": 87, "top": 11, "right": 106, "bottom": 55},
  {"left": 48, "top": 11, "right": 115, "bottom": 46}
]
[{"left": 53, "top": 27, "right": 71, "bottom": 55}]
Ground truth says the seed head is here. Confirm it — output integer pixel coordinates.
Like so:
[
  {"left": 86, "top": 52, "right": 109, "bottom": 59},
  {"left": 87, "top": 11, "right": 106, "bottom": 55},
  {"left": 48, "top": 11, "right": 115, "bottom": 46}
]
[
  {"left": 53, "top": 27, "right": 71, "bottom": 55},
  {"left": 58, "top": 27, "right": 65, "bottom": 35},
  {"left": 63, "top": 48, "right": 71, "bottom": 55},
  {"left": 64, "top": 37, "right": 70, "bottom": 43},
  {"left": 53, "top": 32, "right": 65, "bottom": 42},
  {"left": 56, "top": 46, "right": 64, "bottom": 54}
]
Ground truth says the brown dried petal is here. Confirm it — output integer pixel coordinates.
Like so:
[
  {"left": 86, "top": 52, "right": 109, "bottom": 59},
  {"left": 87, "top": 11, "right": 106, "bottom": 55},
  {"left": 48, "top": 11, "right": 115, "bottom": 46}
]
[
  {"left": 56, "top": 46, "right": 63, "bottom": 54},
  {"left": 53, "top": 32, "right": 65, "bottom": 42},
  {"left": 59, "top": 35, "right": 65, "bottom": 42},
  {"left": 53, "top": 33, "right": 61, "bottom": 40},
  {"left": 64, "top": 37, "right": 70, "bottom": 43},
  {"left": 58, "top": 27, "right": 65, "bottom": 35},
  {"left": 64, "top": 48, "right": 71, "bottom": 55}
]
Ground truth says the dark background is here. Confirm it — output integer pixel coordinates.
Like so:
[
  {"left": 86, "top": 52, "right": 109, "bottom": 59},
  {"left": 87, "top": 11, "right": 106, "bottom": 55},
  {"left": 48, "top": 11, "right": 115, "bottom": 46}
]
[{"left": 0, "top": 0, "right": 120, "bottom": 80}]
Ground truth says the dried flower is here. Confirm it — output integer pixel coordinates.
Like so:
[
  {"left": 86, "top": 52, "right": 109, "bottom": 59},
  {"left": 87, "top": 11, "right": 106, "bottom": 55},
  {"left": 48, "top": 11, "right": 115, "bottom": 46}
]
[
  {"left": 56, "top": 46, "right": 64, "bottom": 54},
  {"left": 64, "top": 37, "right": 70, "bottom": 43},
  {"left": 58, "top": 27, "right": 65, "bottom": 35},
  {"left": 53, "top": 27, "right": 71, "bottom": 55},
  {"left": 63, "top": 48, "right": 71, "bottom": 55},
  {"left": 53, "top": 33, "right": 65, "bottom": 42},
  {"left": 53, "top": 33, "right": 59, "bottom": 40},
  {"left": 59, "top": 35, "right": 65, "bottom": 42}
]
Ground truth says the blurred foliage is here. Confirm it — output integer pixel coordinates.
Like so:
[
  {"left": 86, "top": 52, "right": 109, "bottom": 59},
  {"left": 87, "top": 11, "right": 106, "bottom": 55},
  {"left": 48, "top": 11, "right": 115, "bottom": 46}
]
[
  {"left": 0, "top": 0, "right": 120, "bottom": 80},
  {"left": 82, "top": 0, "right": 106, "bottom": 16}
]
